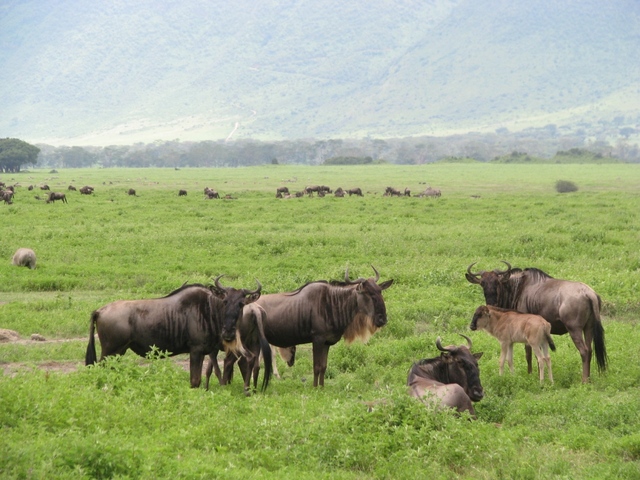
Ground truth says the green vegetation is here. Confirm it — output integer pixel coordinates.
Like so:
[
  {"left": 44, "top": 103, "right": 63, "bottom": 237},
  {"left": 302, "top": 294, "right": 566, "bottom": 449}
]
[
  {"left": 0, "top": 138, "right": 40, "bottom": 173},
  {"left": 555, "top": 180, "right": 579, "bottom": 193},
  {"left": 1, "top": 165, "right": 640, "bottom": 478},
  {"left": 324, "top": 156, "right": 374, "bottom": 165}
]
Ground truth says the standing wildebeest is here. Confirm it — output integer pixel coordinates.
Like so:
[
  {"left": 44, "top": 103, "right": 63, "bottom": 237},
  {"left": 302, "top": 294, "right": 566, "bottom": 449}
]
[
  {"left": 407, "top": 335, "right": 484, "bottom": 418},
  {"left": 2, "top": 191, "right": 13, "bottom": 204},
  {"left": 80, "top": 186, "right": 94, "bottom": 195},
  {"left": 68, "top": 185, "right": 77, "bottom": 191},
  {"left": 404, "top": 187, "right": 411, "bottom": 196},
  {"left": 470, "top": 305, "right": 555, "bottom": 383},
  {"left": 347, "top": 187, "right": 363, "bottom": 197},
  {"left": 127, "top": 188, "right": 136, "bottom": 196},
  {"left": 178, "top": 189, "right": 187, "bottom": 196},
  {"left": 384, "top": 186, "right": 402, "bottom": 197},
  {"left": 466, "top": 261, "right": 607, "bottom": 382},
  {"left": 204, "top": 187, "right": 220, "bottom": 199},
  {"left": 219, "top": 266, "right": 393, "bottom": 387},
  {"left": 12, "top": 248, "right": 36, "bottom": 269},
  {"left": 276, "top": 186, "right": 290, "bottom": 197},
  {"left": 40, "top": 184, "right": 50, "bottom": 191},
  {"left": 85, "top": 277, "right": 268, "bottom": 389},
  {"left": 319, "top": 185, "right": 332, "bottom": 194},
  {"left": 47, "top": 192, "right": 68, "bottom": 203}
]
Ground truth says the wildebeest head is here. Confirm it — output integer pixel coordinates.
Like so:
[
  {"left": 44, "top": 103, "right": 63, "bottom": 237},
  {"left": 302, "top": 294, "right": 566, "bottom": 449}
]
[
  {"left": 436, "top": 335, "right": 484, "bottom": 402},
  {"left": 469, "top": 305, "right": 491, "bottom": 331},
  {"left": 342, "top": 265, "right": 393, "bottom": 328},
  {"left": 211, "top": 275, "right": 262, "bottom": 352},
  {"left": 465, "top": 261, "right": 512, "bottom": 306}
]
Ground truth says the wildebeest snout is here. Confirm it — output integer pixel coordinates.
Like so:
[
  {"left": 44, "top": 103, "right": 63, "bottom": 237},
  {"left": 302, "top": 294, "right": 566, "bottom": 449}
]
[
  {"left": 221, "top": 327, "right": 237, "bottom": 342},
  {"left": 374, "top": 313, "right": 387, "bottom": 327},
  {"left": 470, "top": 386, "right": 484, "bottom": 402}
]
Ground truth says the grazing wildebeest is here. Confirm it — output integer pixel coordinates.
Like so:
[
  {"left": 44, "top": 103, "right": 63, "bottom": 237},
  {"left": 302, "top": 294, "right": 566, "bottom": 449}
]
[
  {"left": 276, "top": 186, "right": 290, "bottom": 196},
  {"left": 347, "top": 187, "right": 363, "bottom": 197},
  {"left": 2, "top": 191, "right": 13, "bottom": 204},
  {"left": 85, "top": 277, "right": 266, "bottom": 389},
  {"left": 68, "top": 185, "right": 77, "bottom": 191},
  {"left": 40, "top": 184, "right": 50, "bottom": 191},
  {"left": 204, "top": 187, "right": 220, "bottom": 199},
  {"left": 470, "top": 305, "right": 555, "bottom": 383},
  {"left": 384, "top": 186, "right": 402, "bottom": 197},
  {"left": 127, "top": 188, "right": 136, "bottom": 196},
  {"left": 178, "top": 189, "right": 187, "bottom": 196},
  {"left": 304, "top": 185, "right": 321, "bottom": 196},
  {"left": 47, "top": 192, "right": 68, "bottom": 203},
  {"left": 466, "top": 261, "right": 606, "bottom": 382},
  {"left": 80, "top": 186, "right": 94, "bottom": 195},
  {"left": 220, "top": 266, "right": 393, "bottom": 387},
  {"left": 319, "top": 185, "right": 332, "bottom": 194},
  {"left": 407, "top": 335, "right": 484, "bottom": 418},
  {"left": 12, "top": 248, "right": 36, "bottom": 269}
]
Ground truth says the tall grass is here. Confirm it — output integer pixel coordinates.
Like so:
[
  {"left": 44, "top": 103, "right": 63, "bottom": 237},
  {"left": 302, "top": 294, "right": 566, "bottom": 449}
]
[{"left": 1, "top": 164, "right": 639, "bottom": 478}]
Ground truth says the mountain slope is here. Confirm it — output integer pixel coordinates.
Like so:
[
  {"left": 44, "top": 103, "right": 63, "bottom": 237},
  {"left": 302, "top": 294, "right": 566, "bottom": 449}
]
[{"left": 1, "top": 0, "right": 638, "bottom": 145}]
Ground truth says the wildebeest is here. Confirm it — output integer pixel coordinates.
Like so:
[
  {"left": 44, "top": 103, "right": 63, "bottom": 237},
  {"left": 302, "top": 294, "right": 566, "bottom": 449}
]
[
  {"left": 127, "top": 188, "right": 136, "bottom": 196},
  {"left": 2, "top": 191, "right": 13, "bottom": 204},
  {"left": 219, "top": 266, "right": 393, "bottom": 387},
  {"left": 40, "top": 184, "right": 50, "bottom": 191},
  {"left": 178, "top": 189, "right": 187, "bottom": 196},
  {"left": 319, "top": 185, "right": 332, "bottom": 194},
  {"left": 68, "top": 185, "right": 77, "bottom": 191},
  {"left": 470, "top": 305, "right": 555, "bottom": 383},
  {"left": 80, "top": 186, "right": 94, "bottom": 195},
  {"left": 384, "top": 186, "right": 402, "bottom": 197},
  {"left": 334, "top": 187, "right": 345, "bottom": 197},
  {"left": 304, "top": 185, "right": 321, "bottom": 196},
  {"left": 407, "top": 335, "right": 484, "bottom": 418},
  {"left": 204, "top": 187, "right": 220, "bottom": 199},
  {"left": 418, "top": 187, "right": 441, "bottom": 197},
  {"left": 276, "top": 186, "right": 290, "bottom": 196},
  {"left": 347, "top": 187, "right": 363, "bottom": 197},
  {"left": 47, "top": 192, "right": 67, "bottom": 203},
  {"left": 28, "top": 185, "right": 34, "bottom": 191},
  {"left": 404, "top": 187, "right": 411, "bottom": 196},
  {"left": 12, "top": 248, "right": 36, "bottom": 269},
  {"left": 466, "top": 261, "right": 606, "bottom": 382},
  {"left": 294, "top": 191, "right": 305, "bottom": 198},
  {"left": 85, "top": 277, "right": 267, "bottom": 389}
]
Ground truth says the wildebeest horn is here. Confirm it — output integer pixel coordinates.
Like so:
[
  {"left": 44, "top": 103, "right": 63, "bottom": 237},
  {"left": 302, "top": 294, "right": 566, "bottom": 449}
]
[
  {"left": 214, "top": 275, "right": 226, "bottom": 291},
  {"left": 371, "top": 264, "right": 380, "bottom": 282},
  {"left": 496, "top": 260, "right": 512, "bottom": 275},
  {"left": 345, "top": 267, "right": 350, "bottom": 283},
  {"left": 467, "top": 262, "right": 481, "bottom": 278},
  {"left": 459, "top": 333, "right": 473, "bottom": 350},
  {"left": 244, "top": 278, "right": 262, "bottom": 296},
  {"left": 435, "top": 337, "right": 455, "bottom": 353}
]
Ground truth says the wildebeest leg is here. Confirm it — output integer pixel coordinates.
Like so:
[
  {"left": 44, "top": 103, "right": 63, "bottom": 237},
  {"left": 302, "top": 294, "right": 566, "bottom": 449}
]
[
  {"left": 312, "top": 341, "right": 330, "bottom": 387},
  {"left": 220, "top": 352, "right": 238, "bottom": 385},
  {"left": 568, "top": 327, "right": 591, "bottom": 382},
  {"left": 270, "top": 346, "right": 281, "bottom": 379},
  {"left": 531, "top": 345, "right": 545, "bottom": 384},
  {"left": 506, "top": 343, "right": 515, "bottom": 374},
  {"left": 204, "top": 353, "right": 223, "bottom": 390},
  {"left": 498, "top": 345, "right": 507, "bottom": 375},
  {"left": 525, "top": 345, "right": 533, "bottom": 374},
  {"left": 237, "top": 355, "right": 253, "bottom": 396},
  {"left": 542, "top": 343, "right": 553, "bottom": 383},
  {"left": 189, "top": 352, "right": 205, "bottom": 388}
]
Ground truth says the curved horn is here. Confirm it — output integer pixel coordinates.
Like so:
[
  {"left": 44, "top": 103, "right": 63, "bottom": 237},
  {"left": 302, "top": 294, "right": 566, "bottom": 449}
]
[
  {"left": 436, "top": 337, "right": 455, "bottom": 353},
  {"left": 214, "top": 275, "right": 226, "bottom": 291},
  {"left": 245, "top": 278, "right": 262, "bottom": 296},
  {"left": 344, "top": 267, "right": 350, "bottom": 283},
  {"left": 371, "top": 264, "right": 380, "bottom": 282},
  {"left": 495, "top": 260, "right": 512, "bottom": 275},
  {"left": 459, "top": 333, "right": 473, "bottom": 350},
  {"left": 467, "top": 262, "right": 481, "bottom": 278}
]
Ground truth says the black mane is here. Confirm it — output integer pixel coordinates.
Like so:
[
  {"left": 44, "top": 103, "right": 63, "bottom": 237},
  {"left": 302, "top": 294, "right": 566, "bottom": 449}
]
[
  {"left": 523, "top": 267, "right": 554, "bottom": 281},
  {"left": 162, "top": 282, "right": 209, "bottom": 298}
]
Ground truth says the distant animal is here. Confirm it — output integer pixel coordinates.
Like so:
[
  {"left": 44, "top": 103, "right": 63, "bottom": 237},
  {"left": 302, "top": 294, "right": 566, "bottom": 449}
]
[
  {"left": 223, "top": 194, "right": 236, "bottom": 200},
  {"left": 319, "top": 185, "right": 332, "bottom": 194},
  {"left": 407, "top": 335, "right": 484, "bottom": 418},
  {"left": 418, "top": 187, "right": 441, "bottom": 197},
  {"left": 28, "top": 185, "right": 34, "bottom": 191},
  {"left": 276, "top": 186, "right": 290, "bottom": 196},
  {"left": 40, "top": 184, "right": 50, "bottom": 191},
  {"left": 204, "top": 187, "right": 220, "bottom": 199},
  {"left": 470, "top": 305, "right": 555, "bottom": 383},
  {"left": 334, "top": 187, "right": 345, "bottom": 197},
  {"left": 216, "top": 266, "right": 393, "bottom": 388},
  {"left": 317, "top": 190, "right": 325, "bottom": 197},
  {"left": 79, "top": 186, "right": 94, "bottom": 195},
  {"left": 68, "top": 185, "right": 77, "bottom": 191},
  {"left": 12, "top": 248, "right": 37, "bottom": 269},
  {"left": 127, "top": 188, "right": 136, "bottom": 196},
  {"left": 404, "top": 187, "right": 411, "bottom": 196},
  {"left": 384, "top": 186, "right": 402, "bottom": 197},
  {"left": 347, "top": 187, "right": 363, "bottom": 197},
  {"left": 466, "top": 261, "right": 606, "bottom": 382},
  {"left": 276, "top": 191, "right": 283, "bottom": 198},
  {"left": 178, "top": 189, "right": 187, "bottom": 196},
  {"left": 85, "top": 277, "right": 267, "bottom": 389},
  {"left": 47, "top": 192, "right": 67, "bottom": 203},
  {"left": 294, "top": 191, "right": 305, "bottom": 198},
  {"left": 2, "top": 191, "right": 13, "bottom": 204}
]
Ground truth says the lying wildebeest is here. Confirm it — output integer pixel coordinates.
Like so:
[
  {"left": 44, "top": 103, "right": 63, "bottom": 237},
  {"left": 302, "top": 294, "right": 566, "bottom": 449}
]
[
  {"left": 418, "top": 187, "right": 441, "bottom": 197},
  {"left": 28, "top": 185, "right": 34, "bottom": 191},
  {"left": 276, "top": 186, "right": 290, "bottom": 196},
  {"left": 384, "top": 186, "right": 402, "bottom": 197},
  {"left": 47, "top": 192, "right": 67, "bottom": 203},
  {"left": 85, "top": 277, "right": 269, "bottom": 389},
  {"left": 334, "top": 187, "right": 345, "bottom": 197},
  {"left": 215, "top": 266, "right": 393, "bottom": 387},
  {"left": 2, "top": 191, "right": 13, "bottom": 204},
  {"left": 40, "top": 184, "right": 50, "bottom": 191},
  {"left": 12, "top": 248, "right": 36, "bottom": 269},
  {"left": 294, "top": 191, "right": 305, "bottom": 198},
  {"left": 347, "top": 187, "right": 363, "bottom": 197},
  {"left": 80, "top": 186, "right": 94, "bottom": 195},
  {"left": 178, "top": 189, "right": 187, "bottom": 196},
  {"left": 68, "top": 185, "right": 77, "bottom": 191},
  {"left": 466, "top": 261, "right": 606, "bottom": 382},
  {"left": 407, "top": 335, "right": 484, "bottom": 418},
  {"left": 127, "top": 188, "right": 136, "bottom": 196},
  {"left": 470, "top": 305, "right": 555, "bottom": 383}
]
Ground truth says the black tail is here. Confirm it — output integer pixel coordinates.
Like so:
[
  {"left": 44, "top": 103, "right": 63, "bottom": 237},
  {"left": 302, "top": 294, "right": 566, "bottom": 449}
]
[
  {"left": 592, "top": 294, "right": 608, "bottom": 372},
  {"left": 85, "top": 311, "right": 98, "bottom": 365},
  {"left": 253, "top": 305, "right": 272, "bottom": 392},
  {"left": 546, "top": 332, "right": 556, "bottom": 352}
]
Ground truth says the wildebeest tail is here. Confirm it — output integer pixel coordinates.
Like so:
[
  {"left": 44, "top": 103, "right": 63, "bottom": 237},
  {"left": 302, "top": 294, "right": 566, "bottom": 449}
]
[
  {"left": 546, "top": 332, "right": 556, "bottom": 352},
  {"left": 254, "top": 306, "right": 272, "bottom": 392},
  {"left": 85, "top": 310, "right": 99, "bottom": 365},
  {"left": 591, "top": 293, "right": 607, "bottom": 372}
]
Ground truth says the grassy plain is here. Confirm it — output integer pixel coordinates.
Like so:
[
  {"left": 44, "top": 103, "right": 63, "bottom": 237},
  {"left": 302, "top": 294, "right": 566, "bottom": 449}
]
[{"left": 1, "top": 164, "right": 640, "bottom": 478}]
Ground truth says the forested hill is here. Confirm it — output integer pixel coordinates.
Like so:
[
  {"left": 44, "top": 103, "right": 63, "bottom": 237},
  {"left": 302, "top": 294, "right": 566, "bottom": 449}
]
[{"left": 1, "top": 0, "right": 639, "bottom": 146}]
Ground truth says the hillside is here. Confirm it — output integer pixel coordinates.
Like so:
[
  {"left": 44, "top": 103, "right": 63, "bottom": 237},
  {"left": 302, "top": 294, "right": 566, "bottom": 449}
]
[{"left": 1, "top": 0, "right": 639, "bottom": 146}]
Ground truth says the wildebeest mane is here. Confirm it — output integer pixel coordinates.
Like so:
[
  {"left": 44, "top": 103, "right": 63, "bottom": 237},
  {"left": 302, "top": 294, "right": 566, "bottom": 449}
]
[
  {"left": 523, "top": 267, "right": 554, "bottom": 281},
  {"left": 162, "top": 282, "right": 209, "bottom": 298},
  {"left": 409, "top": 356, "right": 453, "bottom": 384},
  {"left": 284, "top": 280, "right": 329, "bottom": 296}
]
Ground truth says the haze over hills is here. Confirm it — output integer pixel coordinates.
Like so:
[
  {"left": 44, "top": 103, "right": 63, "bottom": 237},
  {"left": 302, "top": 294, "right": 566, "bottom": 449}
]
[{"left": 1, "top": 0, "right": 639, "bottom": 147}]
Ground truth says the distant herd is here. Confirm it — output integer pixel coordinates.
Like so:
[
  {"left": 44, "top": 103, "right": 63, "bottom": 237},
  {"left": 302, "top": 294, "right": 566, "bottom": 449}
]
[{"left": 10, "top": 245, "right": 608, "bottom": 417}]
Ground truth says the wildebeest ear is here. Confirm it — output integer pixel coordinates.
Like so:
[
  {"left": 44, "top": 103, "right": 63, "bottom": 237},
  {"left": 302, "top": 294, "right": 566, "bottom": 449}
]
[
  {"left": 211, "top": 289, "right": 226, "bottom": 299},
  {"left": 378, "top": 279, "right": 393, "bottom": 290},
  {"left": 473, "top": 352, "right": 483, "bottom": 360},
  {"left": 246, "top": 292, "right": 261, "bottom": 304}
]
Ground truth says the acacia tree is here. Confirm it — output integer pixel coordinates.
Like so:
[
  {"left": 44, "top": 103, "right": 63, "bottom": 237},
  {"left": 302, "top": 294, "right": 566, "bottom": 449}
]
[{"left": 0, "top": 138, "right": 40, "bottom": 172}]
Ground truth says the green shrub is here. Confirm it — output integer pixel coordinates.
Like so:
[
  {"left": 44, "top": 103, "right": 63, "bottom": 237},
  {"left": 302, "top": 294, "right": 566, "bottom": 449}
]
[{"left": 555, "top": 179, "right": 578, "bottom": 193}]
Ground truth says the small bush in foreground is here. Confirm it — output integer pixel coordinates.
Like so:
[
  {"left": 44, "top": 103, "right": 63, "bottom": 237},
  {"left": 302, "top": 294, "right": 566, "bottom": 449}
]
[{"left": 555, "top": 179, "right": 578, "bottom": 193}]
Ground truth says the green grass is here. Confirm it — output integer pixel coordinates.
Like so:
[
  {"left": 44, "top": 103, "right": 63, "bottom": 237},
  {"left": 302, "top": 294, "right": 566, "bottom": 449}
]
[{"left": 1, "top": 164, "right": 640, "bottom": 478}]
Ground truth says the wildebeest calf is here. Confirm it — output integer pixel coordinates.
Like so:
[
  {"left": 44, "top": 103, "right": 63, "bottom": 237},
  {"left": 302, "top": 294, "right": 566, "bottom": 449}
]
[
  {"left": 470, "top": 305, "right": 555, "bottom": 383},
  {"left": 12, "top": 248, "right": 36, "bottom": 269}
]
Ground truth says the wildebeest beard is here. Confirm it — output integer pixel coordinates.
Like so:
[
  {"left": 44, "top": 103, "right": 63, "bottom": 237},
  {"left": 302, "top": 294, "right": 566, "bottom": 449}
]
[
  {"left": 343, "top": 312, "right": 377, "bottom": 344},
  {"left": 222, "top": 328, "right": 246, "bottom": 357}
]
